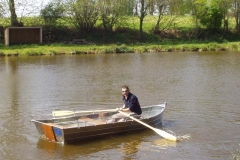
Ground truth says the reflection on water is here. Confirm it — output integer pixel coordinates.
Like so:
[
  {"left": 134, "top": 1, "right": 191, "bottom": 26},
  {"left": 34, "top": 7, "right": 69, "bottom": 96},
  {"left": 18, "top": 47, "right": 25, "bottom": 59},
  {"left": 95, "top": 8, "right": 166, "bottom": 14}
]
[
  {"left": 37, "top": 139, "right": 62, "bottom": 153},
  {"left": 153, "top": 138, "right": 177, "bottom": 149},
  {"left": 119, "top": 140, "right": 141, "bottom": 155},
  {"left": 37, "top": 130, "right": 177, "bottom": 159},
  {"left": 139, "top": 139, "right": 177, "bottom": 153},
  {"left": 1, "top": 52, "right": 240, "bottom": 160}
]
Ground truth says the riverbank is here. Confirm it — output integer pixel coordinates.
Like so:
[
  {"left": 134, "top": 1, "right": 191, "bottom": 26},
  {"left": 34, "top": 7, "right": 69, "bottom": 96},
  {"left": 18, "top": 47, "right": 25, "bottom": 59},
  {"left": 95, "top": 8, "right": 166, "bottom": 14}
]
[
  {"left": 1, "top": 41, "right": 240, "bottom": 56},
  {"left": 1, "top": 15, "right": 240, "bottom": 56}
]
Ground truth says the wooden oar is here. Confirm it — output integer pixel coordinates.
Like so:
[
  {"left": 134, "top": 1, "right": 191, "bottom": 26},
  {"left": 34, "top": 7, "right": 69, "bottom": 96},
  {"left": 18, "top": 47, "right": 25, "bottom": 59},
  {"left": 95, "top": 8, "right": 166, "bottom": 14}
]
[
  {"left": 118, "top": 110, "right": 177, "bottom": 142},
  {"left": 52, "top": 109, "right": 117, "bottom": 117}
]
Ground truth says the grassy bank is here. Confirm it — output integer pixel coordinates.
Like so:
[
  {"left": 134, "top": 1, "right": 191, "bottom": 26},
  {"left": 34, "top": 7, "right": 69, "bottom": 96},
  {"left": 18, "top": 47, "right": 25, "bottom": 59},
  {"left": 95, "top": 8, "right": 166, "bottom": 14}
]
[
  {"left": 1, "top": 42, "right": 240, "bottom": 56},
  {"left": 1, "top": 15, "right": 240, "bottom": 56}
]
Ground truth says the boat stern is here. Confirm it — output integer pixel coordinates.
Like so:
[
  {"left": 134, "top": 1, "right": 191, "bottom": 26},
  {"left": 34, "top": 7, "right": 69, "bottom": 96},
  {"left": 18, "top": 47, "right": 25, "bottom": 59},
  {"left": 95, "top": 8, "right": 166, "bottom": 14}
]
[{"left": 31, "top": 120, "right": 64, "bottom": 143}]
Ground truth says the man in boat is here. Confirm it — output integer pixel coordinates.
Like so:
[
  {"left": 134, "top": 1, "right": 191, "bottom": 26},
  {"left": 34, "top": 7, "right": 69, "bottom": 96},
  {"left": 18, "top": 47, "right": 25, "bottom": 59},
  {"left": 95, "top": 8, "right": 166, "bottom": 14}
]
[{"left": 107, "top": 85, "right": 142, "bottom": 123}]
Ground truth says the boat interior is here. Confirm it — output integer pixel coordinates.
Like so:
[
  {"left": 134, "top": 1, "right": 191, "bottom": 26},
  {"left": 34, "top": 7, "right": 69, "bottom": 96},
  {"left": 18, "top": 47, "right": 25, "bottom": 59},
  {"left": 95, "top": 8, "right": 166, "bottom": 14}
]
[{"left": 32, "top": 105, "right": 165, "bottom": 129}]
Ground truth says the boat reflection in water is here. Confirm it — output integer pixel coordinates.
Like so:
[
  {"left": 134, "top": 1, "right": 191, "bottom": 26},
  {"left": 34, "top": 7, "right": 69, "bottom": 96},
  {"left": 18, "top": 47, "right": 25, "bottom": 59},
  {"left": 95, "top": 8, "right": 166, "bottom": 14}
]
[{"left": 37, "top": 129, "right": 177, "bottom": 159}]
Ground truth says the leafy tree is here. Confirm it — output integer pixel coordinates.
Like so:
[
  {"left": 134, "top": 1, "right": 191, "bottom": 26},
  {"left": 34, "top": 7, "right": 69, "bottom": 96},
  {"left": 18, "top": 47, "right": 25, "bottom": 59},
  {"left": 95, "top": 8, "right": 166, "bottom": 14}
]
[
  {"left": 220, "top": 0, "right": 231, "bottom": 31},
  {"left": 154, "top": 0, "right": 168, "bottom": 31},
  {"left": 198, "top": 6, "right": 223, "bottom": 30},
  {"left": 40, "top": 1, "right": 65, "bottom": 25},
  {"left": 65, "top": 0, "right": 99, "bottom": 32},
  {"left": 99, "top": 0, "right": 124, "bottom": 31},
  {"left": 195, "top": 0, "right": 224, "bottom": 30},
  {"left": 136, "top": 0, "right": 150, "bottom": 40},
  {"left": 154, "top": 0, "right": 188, "bottom": 32},
  {"left": 232, "top": 0, "right": 240, "bottom": 31},
  {"left": 118, "top": 0, "right": 135, "bottom": 16}
]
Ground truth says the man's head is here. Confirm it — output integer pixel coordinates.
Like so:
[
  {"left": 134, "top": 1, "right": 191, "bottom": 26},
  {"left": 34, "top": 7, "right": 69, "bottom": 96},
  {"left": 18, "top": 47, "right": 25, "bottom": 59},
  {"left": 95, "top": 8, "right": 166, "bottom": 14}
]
[{"left": 121, "top": 85, "right": 130, "bottom": 96}]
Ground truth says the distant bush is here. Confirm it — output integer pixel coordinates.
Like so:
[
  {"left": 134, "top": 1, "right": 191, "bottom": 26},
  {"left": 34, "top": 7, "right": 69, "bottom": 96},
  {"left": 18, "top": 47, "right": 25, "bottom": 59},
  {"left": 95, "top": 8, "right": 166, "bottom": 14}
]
[
  {"left": 40, "top": 2, "right": 64, "bottom": 26},
  {"left": 197, "top": 6, "right": 223, "bottom": 30}
]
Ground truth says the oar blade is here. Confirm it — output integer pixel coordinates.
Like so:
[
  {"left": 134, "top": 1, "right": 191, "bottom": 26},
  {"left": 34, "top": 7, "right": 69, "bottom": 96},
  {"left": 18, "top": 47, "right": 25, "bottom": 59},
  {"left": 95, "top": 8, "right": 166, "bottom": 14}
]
[
  {"left": 52, "top": 110, "right": 74, "bottom": 117},
  {"left": 154, "top": 128, "right": 177, "bottom": 141}
]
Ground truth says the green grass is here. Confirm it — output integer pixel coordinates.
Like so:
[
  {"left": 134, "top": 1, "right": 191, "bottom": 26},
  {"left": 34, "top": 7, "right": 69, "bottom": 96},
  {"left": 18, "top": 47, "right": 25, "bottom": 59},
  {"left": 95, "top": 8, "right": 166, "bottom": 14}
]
[
  {"left": 1, "top": 41, "right": 240, "bottom": 56},
  {"left": 1, "top": 15, "right": 240, "bottom": 56}
]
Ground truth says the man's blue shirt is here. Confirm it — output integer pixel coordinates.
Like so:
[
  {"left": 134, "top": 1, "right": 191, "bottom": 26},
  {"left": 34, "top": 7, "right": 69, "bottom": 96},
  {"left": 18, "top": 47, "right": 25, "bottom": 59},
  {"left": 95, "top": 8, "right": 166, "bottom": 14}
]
[{"left": 122, "top": 92, "right": 142, "bottom": 115}]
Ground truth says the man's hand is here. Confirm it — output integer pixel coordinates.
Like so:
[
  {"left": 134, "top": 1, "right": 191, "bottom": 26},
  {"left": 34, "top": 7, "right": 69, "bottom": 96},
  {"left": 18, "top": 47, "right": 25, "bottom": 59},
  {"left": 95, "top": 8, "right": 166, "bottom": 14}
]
[{"left": 116, "top": 108, "right": 123, "bottom": 111}]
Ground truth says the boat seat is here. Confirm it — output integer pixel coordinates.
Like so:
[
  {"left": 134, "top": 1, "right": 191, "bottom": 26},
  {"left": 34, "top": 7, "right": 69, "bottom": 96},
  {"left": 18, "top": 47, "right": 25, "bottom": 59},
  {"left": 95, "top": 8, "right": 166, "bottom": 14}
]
[
  {"left": 105, "top": 113, "right": 143, "bottom": 124},
  {"left": 79, "top": 117, "right": 106, "bottom": 125},
  {"left": 125, "top": 114, "right": 143, "bottom": 121}
]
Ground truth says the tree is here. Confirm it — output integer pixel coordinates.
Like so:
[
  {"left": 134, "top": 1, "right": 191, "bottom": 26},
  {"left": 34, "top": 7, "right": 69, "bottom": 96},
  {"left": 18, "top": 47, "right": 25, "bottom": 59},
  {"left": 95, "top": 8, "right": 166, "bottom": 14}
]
[
  {"left": 0, "top": 0, "right": 46, "bottom": 26},
  {"left": 219, "top": 0, "right": 231, "bottom": 31},
  {"left": 136, "top": 0, "right": 150, "bottom": 40},
  {"left": 0, "top": 3, "right": 4, "bottom": 17},
  {"left": 154, "top": 0, "right": 166, "bottom": 31},
  {"left": 124, "top": 0, "right": 135, "bottom": 15},
  {"left": 154, "top": 0, "right": 188, "bottom": 32},
  {"left": 195, "top": 0, "right": 224, "bottom": 30},
  {"left": 65, "top": 0, "right": 99, "bottom": 32},
  {"left": 40, "top": 1, "right": 65, "bottom": 25},
  {"left": 9, "top": 0, "right": 21, "bottom": 26},
  {"left": 99, "top": 0, "right": 124, "bottom": 31},
  {"left": 148, "top": 0, "right": 155, "bottom": 15},
  {"left": 232, "top": 0, "right": 240, "bottom": 31}
]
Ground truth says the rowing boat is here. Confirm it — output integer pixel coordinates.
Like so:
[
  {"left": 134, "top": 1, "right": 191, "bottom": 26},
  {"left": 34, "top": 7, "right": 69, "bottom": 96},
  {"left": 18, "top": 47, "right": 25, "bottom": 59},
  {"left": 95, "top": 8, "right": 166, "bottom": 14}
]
[{"left": 31, "top": 102, "right": 167, "bottom": 144}]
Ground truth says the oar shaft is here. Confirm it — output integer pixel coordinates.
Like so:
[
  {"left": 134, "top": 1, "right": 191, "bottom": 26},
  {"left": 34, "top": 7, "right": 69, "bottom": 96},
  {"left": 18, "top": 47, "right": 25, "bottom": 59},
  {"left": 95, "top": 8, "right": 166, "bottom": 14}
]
[
  {"left": 119, "top": 111, "right": 155, "bottom": 130},
  {"left": 52, "top": 109, "right": 117, "bottom": 117},
  {"left": 118, "top": 111, "right": 177, "bottom": 141}
]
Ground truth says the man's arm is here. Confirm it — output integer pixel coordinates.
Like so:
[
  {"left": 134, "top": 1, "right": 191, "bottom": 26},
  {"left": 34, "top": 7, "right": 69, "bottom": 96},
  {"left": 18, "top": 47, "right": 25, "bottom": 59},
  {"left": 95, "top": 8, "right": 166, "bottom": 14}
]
[
  {"left": 117, "top": 105, "right": 130, "bottom": 112},
  {"left": 121, "top": 108, "right": 130, "bottom": 112}
]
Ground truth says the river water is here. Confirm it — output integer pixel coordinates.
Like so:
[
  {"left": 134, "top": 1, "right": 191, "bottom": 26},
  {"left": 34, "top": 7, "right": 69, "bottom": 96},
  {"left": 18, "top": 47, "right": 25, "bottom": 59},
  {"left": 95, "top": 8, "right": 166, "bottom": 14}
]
[{"left": 0, "top": 51, "right": 239, "bottom": 160}]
